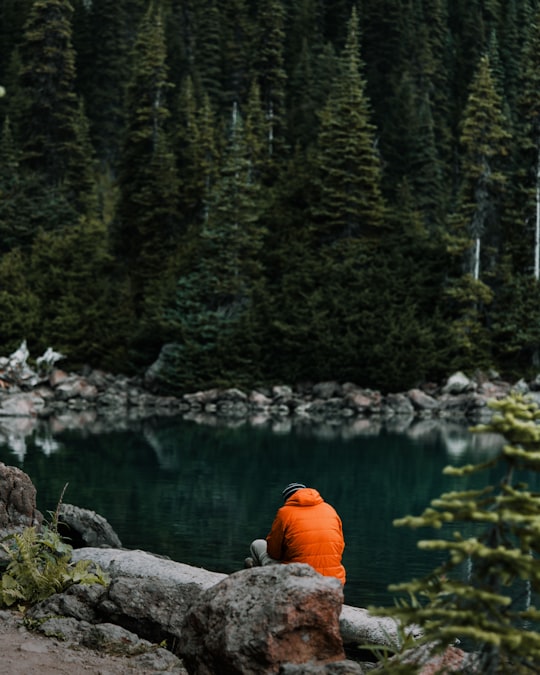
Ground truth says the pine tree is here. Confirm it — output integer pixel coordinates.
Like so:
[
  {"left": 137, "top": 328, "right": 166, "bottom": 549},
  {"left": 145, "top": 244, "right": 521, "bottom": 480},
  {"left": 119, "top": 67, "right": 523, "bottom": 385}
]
[
  {"left": 73, "top": 0, "right": 135, "bottom": 170},
  {"left": 383, "top": 393, "right": 540, "bottom": 673},
  {"left": 514, "top": 10, "right": 540, "bottom": 278},
  {"left": 113, "top": 3, "right": 180, "bottom": 325},
  {"left": 443, "top": 53, "right": 511, "bottom": 371},
  {"left": 0, "top": 116, "right": 79, "bottom": 252},
  {"left": 191, "top": 0, "right": 223, "bottom": 108},
  {"left": 29, "top": 217, "right": 120, "bottom": 367},
  {"left": 175, "top": 77, "right": 219, "bottom": 230},
  {"left": 455, "top": 53, "right": 511, "bottom": 270},
  {"left": 405, "top": 90, "right": 447, "bottom": 229},
  {"left": 287, "top": 38, "right": 319, "bottom": 149},
  {"left": 0, "top": 0, "right": 33, "bottom": 85},
  {"left": 219, "top": 0, "right": 253, "bottom": 107},
  {"left": 0, "top": 248, "right": 40, "bottom": 353},
  {"left": 419, "top": 0, "right": 453, "bottom": 169},
  {"left": 17, "top": 0, "right": 95, "bottom": 212},
  {"left": 251, "top": 0, "right": 288, "bottom": 170},
  {"left": 448, "top": 0, "right": 486, "bottom": 113},
  {"left": 156, "top": 105, "right": 265, "bottom": 392},
  {"left": 311, "top": 6, "right": 386, "bottom": 244}
]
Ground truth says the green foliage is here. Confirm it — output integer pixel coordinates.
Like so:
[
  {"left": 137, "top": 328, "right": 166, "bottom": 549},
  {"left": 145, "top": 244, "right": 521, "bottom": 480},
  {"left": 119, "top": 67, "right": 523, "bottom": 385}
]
[
  {"left": 376, "top": 393, "right": 540, "bottom": 673},
  {"left": 0, "top": 486, "right": 108, "bottom": 609},
  {"left": 17, "top": 0, "right": 96, "bottom": 211},
  {"left": 0, "top": 248, "right": 40, "bottom": 351},
  {"left": 113, "top": 3, "right": 180, "bottom": 326},
  {"left": 154, "top": 105, "right": 265, "bottom": 392},
  {"left": 311, "top": 7, "right": 387, "bottom": 244},
  {"left": 29, "top": 218, "right": 121, "bottom": 368},
  {"left": 4, "top": 0, "right": 540, "bottom": 386},
  {"left": 0, "top": 525, "right": 108, "bottom": 608}
]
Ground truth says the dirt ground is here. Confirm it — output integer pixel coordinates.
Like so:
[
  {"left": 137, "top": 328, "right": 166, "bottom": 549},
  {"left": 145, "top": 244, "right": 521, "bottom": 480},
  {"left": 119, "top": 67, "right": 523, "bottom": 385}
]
[{"left": 0, "top": 610, "right": 187, "bottom": 674}]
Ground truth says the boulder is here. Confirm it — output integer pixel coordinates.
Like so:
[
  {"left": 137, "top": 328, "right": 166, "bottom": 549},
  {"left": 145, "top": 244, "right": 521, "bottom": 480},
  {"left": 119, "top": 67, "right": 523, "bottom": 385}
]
[
  {"left": 58, "top": 503, "right": 122, "bottom": 549},
  {"left": 53, "top": 376, "right": 99, "bottom": 402},
  {"left": 0, "top": 462, "right": 42, "bottom": 535},
  {"left": 384, "top": 393, "right": 415, "bottom": 416},
  {"left": 180, "top": 563, "right": 346, "bottom": 675},
  {"left": 407, "top": 389, "right": 439, "bottom": 413},
  {"left": 69, "top": 547, "right": 227, "bottom": 644},
  {"left": 339, "top": 605, "right": 419, "bottom": 649},
  {"left": 0, "top": 392, "right": 45, "bottom": 417},
  {"left": 441, "top": 372, "right": 475, "bottom": 395}
]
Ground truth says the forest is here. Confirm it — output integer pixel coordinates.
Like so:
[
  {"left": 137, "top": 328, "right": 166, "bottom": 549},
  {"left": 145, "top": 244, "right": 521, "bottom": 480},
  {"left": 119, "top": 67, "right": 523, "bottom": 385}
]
[{"left": 1, "top": 0, "right": 540, "bottom": 395}]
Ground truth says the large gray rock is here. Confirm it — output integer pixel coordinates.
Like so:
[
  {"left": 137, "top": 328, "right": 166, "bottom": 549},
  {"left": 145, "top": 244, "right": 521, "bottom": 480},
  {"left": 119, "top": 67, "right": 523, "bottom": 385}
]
[
  {"left": 339, "top": 605, "right": 420, "bottom": 649},
  {"left": 180, "top": 563, "right": 346, "bottom": 675},
  {"left": 58, "top": 503, "right": 122, "bottom": 549},
  {"left": 69, "top": 547, "right": 227, "bottom": 645}
]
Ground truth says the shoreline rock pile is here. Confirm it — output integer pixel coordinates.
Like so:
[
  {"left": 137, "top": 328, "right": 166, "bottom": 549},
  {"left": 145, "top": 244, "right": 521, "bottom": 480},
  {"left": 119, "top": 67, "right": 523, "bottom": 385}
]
[{"left": 0, "top": 342, "right": 535, "bottom": 428}]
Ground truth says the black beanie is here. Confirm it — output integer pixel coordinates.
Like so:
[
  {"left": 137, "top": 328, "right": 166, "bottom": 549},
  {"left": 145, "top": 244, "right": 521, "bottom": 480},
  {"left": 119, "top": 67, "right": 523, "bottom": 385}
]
[{"left": 282, "top": 482, "right": 307, "bottom": 501}]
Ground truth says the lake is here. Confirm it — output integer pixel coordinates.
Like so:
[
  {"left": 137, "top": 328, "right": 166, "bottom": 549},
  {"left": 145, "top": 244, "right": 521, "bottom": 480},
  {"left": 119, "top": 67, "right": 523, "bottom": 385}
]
[{"left": 0, "top": 412, "right": 524, "bottom": 609}]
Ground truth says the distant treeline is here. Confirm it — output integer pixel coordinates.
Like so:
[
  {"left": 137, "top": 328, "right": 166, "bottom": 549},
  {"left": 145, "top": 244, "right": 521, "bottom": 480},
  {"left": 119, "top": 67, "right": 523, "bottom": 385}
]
[{"left": 1, "top": 0, "right": 540, "bottom": 393}]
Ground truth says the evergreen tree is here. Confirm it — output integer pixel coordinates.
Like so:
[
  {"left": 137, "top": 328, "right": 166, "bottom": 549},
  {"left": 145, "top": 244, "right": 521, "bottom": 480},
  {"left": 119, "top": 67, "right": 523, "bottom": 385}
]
[
  {"left": 113, "top": 3, "right": 180, "bottom": 328},
  {"left": 73, "top": 0, "right": 135, "bottom": 170},
  {"left": 17, "top": 0, "right": 95, "bottom": 212},
  {"left": 0, "top": 0, "right": 33, "bottom": 86},
  {"left": 444, "top": 54, "right": 511, "bottom": 371},
  {"left": 455, "top": 53, "right": 511, "bottom": 275},
  {"left": 156, "top": 106, "right": 265, "bottom": 392},
  {"left": 218, "top": 0, "right": 253, "bottom": 107},
  {"left": 29, "top": 217, "right": 120, "bottom": 367},
  {"left": 242, "top": 80, "right": 270, "bottom": 192},
  {"left": 383, "top": 393, "right": 540, "bottom": 673},
  {"left": 0, "top": 115, "right": 80, "bottom": 252},
  {"left": 175, "top": 77, "right": 219, "bottom": 230},
  {"left": 190, "top": 0, "right": 223, "bottom": 108},
  {"left": 160, "top": 0, "right": 197, "bottom": 96},
  {"left": 311, "top": 6, "right": 386, "bottom": 243},
  {"left": 448, "top": 0, "right": 486, "bottom": 113},
  {"left": 491, "top": 271, "right": 540, "bottom": 375},
  {"left": 405, "top": 90, "right": 447, "bottom": 229},
  {"left": 419, "top": 0, "right": 453, "bottom": 170},
  {"left": 251, "top": 0, "right": 288, "bottom": 169},
  {"left": 0, "top": 248, "right": 40, "bottom": 354},
  {"left": 514, "top": 10, "right": 540, "bottom": 277},
  {"left": 286, "top": 38, "right": 319, "bottom": 149}
]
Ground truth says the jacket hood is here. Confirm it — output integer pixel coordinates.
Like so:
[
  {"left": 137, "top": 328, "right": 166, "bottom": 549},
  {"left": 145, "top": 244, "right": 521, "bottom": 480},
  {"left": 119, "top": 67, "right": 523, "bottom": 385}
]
[{"left": 285, "top": 487, "right": 323, "bottom": 507}]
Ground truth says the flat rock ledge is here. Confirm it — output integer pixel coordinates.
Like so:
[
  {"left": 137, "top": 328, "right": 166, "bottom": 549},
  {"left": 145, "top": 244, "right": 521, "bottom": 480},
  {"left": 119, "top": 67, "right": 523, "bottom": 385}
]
[{"left": 68, "top": 548, "right": 406, "bottom": 651}]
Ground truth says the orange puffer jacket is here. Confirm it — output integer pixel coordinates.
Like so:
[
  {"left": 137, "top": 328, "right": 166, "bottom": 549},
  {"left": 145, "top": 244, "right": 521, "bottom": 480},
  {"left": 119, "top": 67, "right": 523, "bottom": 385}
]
[{"left": 266, "top": 487, "right": 346, "bottom": 584}]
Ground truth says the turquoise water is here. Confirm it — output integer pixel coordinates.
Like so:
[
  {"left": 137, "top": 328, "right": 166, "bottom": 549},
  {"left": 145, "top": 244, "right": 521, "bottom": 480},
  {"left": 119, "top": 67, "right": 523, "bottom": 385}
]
[{"left": 0, "top": 414, "right": 527, "bottom": 609}]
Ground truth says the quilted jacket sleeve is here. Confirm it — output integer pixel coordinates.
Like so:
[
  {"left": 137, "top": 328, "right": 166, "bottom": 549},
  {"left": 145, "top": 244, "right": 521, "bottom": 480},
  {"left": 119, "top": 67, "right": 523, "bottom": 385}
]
[{"left": 266, "top": 510, "right": 286, "bottom": 560}]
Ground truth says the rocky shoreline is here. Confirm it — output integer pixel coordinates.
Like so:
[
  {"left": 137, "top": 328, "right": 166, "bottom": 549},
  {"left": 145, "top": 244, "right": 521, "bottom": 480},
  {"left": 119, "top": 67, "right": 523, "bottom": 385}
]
[{"left": 0, "top": 343, "right": 533, "bottom": 430}]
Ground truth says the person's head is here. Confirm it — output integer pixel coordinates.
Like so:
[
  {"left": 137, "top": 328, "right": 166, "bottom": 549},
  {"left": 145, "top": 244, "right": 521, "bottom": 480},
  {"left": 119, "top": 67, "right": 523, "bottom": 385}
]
[{"left": 282, "top": 482, "right": 307, "bottom": 502}]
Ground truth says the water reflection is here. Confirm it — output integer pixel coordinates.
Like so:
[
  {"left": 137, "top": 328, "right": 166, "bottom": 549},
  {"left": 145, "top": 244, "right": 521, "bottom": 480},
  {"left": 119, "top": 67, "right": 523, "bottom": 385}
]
[
  {"left": 0, "top": 410, "right": 516, "bottom": 609},
  {"left": 0, "top": 410, "right": 505, "bottom": 463}
]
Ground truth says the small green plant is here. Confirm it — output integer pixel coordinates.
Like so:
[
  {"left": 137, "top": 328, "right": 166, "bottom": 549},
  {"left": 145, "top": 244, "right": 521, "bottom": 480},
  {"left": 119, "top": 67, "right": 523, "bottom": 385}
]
[{"left": 0, "top": 484, "right": 108, "bottom": 608}]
